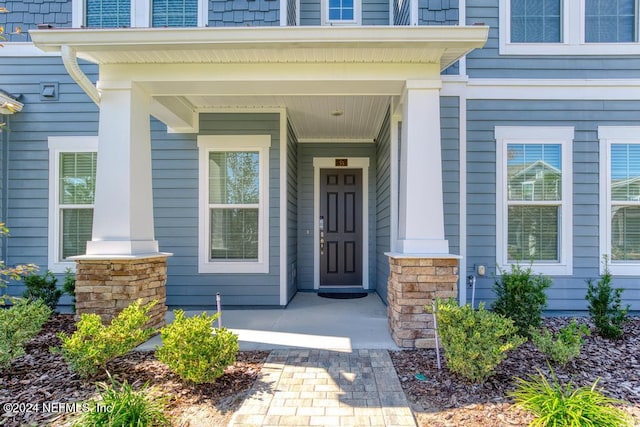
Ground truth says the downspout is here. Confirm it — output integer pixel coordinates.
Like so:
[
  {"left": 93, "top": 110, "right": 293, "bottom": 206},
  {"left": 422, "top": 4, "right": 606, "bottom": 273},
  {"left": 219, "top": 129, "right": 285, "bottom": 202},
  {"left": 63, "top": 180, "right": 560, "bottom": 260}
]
[{"left": 61, "top": 45, "right": 100, "bottom": 105}]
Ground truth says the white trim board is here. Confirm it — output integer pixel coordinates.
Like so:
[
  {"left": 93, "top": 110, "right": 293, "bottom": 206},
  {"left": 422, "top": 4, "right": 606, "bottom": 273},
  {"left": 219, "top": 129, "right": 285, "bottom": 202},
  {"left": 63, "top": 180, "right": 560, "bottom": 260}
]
[
  {"left": 312, "top": 157, "right": 370, "bottom": 290},
  {"left": 442, "top": 79, "right": 640, "bottom": 100}
]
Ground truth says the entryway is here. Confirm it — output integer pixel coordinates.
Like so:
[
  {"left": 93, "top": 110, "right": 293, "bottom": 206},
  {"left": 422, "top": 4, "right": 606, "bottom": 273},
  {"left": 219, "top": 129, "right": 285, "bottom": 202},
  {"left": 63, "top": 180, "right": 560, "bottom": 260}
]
[{"left": 313, "top": 158, "right": 370, "bottom": 290}]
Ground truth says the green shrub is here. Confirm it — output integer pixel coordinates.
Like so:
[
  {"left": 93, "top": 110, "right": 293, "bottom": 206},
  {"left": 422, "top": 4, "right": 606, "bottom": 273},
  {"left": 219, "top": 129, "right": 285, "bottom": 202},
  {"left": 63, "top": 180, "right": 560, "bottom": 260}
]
[
  {"left": 73, "top": 373, "right": 170, "bottom": 427},
  {"left": 492, "top": 263, "right": 551, "bottom": 337},
  {"left": 434, "top": 299, "right": 526, "bottom": 383},
  {"left": 62, "top": 268, "right": 76, "bottom": 313},
  {"left": 586, "top": 257, "right": 629, "bottom": 340},
  {"left": 22, "top": 270, "right": 62, "bottom": 311},
  {"left": 156, "top": 310, "right": 238, "bottom": 384},
  {"left": 511, "top": 368, "right": 632, "bottom": 427},
  {"left": 0, "top": 298, "right": 51, "bottom": 369},
  {"left": 530, "top": 320, "right": 590, "bottom": 366},
  {"left": 56, "top": 300, "right": 156, "bottom": 378}
]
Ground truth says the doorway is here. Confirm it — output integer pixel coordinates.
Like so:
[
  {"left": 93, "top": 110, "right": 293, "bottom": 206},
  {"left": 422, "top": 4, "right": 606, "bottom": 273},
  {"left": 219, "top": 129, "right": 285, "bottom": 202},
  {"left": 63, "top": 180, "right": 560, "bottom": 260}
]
[{"left": 313, "top": 158, "right": 369, "bottom": 289}]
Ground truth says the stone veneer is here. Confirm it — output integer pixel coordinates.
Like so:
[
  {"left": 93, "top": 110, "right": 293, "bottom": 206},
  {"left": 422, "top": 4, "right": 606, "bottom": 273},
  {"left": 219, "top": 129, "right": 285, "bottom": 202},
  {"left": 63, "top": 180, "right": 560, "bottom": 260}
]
[
  {"left": 74, "top": 256, "right": 168, "bottom": 331},
  {"left": 387, "top": 255, "right": 459, "bottom": 348}
]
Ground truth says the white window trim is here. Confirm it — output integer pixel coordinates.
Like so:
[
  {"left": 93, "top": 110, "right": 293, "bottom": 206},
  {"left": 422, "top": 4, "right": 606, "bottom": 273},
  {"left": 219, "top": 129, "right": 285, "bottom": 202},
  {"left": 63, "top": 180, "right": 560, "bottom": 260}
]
[
  {"left": 73, "top": 0, "right": 207, "bottom": 28},
  {"left": 495, "top": 126, "right": 574, "bottom": 275},
  {"left": 321, "top": 0, "right": 362, "bottom": 25},
  {"left": 197, "top": 135, "right": 271, "bottom": 274},
  {"left": 48, "top": 136, "right": 98, "bottom": 273},
  {"left": 598, "top": 126, "right": 640, "bottom": 276},
  {"left": 499, "top": 0, "right": 640, "bottom": 55}
]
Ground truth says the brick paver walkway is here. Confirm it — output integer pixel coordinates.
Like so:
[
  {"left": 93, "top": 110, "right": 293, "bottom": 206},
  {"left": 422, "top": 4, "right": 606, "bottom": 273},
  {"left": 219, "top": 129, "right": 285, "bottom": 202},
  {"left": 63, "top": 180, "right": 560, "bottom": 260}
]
[{"left": 229, "top": 349, "right": 417, "bottom": 427}]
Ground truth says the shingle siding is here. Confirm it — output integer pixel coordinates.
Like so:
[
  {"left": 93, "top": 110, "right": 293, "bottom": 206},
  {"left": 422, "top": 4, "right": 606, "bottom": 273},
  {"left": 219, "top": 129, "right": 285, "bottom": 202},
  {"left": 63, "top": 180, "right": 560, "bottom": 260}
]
[
  {"left": 208, "top": 0, "right": 280, "bottom": 26},
  {"left": 0, "top": 0, "right": 72, "bottom": 41}
]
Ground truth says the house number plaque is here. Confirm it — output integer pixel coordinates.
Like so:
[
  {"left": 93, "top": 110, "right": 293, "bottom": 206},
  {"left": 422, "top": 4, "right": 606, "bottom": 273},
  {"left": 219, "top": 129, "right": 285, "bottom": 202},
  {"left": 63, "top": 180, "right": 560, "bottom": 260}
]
[{"left": 335, "top": 159, "right": 348, "bottom": 167}]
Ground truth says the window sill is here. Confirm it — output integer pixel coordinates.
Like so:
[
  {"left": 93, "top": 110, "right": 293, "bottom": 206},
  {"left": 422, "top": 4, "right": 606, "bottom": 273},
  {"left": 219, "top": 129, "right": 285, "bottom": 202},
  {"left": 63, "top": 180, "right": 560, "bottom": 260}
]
[
  {"left": 198, "top": 261, "right": 269, "bottom": 274},
  {"left": 498, "top": 261, "right": 573, "bottom": 276},
  {"left": 500, "top": 42, "right": 640, "bottom": 56},
  {"left": 604, "top": 262, "right": 640, "bottom": 276}
]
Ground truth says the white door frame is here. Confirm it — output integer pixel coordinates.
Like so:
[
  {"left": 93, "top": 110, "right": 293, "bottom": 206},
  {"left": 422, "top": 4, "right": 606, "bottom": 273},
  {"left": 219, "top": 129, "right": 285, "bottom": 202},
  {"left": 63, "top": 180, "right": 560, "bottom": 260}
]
[{"left": 313, "top": 157, "right": 370, "bottom": 289}]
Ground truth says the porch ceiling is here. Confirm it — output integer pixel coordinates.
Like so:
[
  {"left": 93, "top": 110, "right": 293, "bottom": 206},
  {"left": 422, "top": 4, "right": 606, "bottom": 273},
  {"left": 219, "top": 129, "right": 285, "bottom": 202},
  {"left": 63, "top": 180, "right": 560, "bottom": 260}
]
[{"left": 30, "top": 25, "right": 489, "bottom": 139}]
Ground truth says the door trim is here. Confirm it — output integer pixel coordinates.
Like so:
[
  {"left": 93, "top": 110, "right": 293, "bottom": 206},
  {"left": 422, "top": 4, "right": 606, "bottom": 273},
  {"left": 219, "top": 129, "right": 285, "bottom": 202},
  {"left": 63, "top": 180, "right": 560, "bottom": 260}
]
[{"left": 313, "top": 157, "right": 370, "bottom": 290}]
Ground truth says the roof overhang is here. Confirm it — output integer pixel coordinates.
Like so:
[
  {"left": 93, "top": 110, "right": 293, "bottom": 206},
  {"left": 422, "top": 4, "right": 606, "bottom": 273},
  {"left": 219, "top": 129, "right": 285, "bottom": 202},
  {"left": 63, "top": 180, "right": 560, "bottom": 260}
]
[
  {"left": 30, "top": 26, "right": 488, "bottom": 137},
  {"left": 30, "top": 26, "right": 488, "bottom": 68}
]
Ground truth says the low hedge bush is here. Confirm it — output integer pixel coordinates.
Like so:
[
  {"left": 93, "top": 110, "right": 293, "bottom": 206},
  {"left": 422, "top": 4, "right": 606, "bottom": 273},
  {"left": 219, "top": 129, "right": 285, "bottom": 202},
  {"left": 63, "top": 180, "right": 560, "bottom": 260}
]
[{"left": 0, "top": 298, "right": 51, "bottom": 369}]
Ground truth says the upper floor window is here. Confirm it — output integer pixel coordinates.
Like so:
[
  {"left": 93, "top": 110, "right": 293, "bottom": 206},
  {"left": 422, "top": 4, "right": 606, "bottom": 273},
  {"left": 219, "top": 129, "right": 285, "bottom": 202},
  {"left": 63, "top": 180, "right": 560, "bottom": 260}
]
[
  {"left": 585, "top": 0, "right": 636, "bottom": 42},
  {"left": 74, "top": 0, "right": 206, "bottom": 28},
  {"left": 322, "top": 0, "right": 361, "bottom": 24},
  {"left": 152, "top": 0, "right": 198, "bottom": 27},
  {"left": 86, "top": 0, "right": 131, "bottom": 27},
  {"left": 599, "top": 126, "right": 640, "bottom": 275},
  {"left": 510, "top": 0, "right": 561, "bottom": 43},
  {"left": 48, "top": 136, "right": 98, "bottom": 273},
  {"left": 500, "top": 0, "right": 640, "bottom": 54},
  {"left": 496, "top": 126, "right": 573, "bottom": 275}
]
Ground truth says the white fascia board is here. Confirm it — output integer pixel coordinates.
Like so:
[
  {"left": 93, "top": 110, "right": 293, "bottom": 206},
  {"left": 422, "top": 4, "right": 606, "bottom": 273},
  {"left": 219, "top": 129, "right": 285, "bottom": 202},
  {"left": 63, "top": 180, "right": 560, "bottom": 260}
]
[{"left": 443, "top": 79, "right": 640, "bottom": 100}]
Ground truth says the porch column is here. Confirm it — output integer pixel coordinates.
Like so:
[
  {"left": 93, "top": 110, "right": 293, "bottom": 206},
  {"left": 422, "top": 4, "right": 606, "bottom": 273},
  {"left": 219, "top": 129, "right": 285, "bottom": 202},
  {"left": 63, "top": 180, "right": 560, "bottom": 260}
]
[
  {"left": 397, "top": 80, "right": 448, "bottom": 254},
  {"left": 87, "top": 81, "right": 158, "bottom": 256},
  {"left": 74, "top": 81, "right": 167, "bottom": 329},
  {"left": 386, "top": 80, "right": 458, "bottom": 348}
]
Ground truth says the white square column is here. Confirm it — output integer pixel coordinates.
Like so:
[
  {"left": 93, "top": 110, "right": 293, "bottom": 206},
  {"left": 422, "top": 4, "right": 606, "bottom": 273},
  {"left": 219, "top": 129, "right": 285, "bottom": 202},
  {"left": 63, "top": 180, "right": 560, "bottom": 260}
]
[
  {"left": 397, "top": 80, "right": 449, "bottom": 255},
  {"left": 85, "top": 81, "right": 159, "bottom": 256}
]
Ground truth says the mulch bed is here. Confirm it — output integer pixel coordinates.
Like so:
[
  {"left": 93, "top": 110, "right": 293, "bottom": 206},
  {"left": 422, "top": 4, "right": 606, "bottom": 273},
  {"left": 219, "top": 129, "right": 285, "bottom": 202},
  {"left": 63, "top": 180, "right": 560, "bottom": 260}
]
[
  {"left": 2, "top": 314, "right": 640, "bottom": 426},
  {"left": 0, "top": 314, "right": 268, "bottom": 427},
  {"left": 390, "top": 317, "right": 640, "bottom": 426}
]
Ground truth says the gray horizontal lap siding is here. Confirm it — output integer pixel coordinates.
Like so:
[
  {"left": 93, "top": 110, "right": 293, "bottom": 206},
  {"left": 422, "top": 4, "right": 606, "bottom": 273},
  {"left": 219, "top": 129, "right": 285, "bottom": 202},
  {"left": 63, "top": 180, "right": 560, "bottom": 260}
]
[
  {"left": 296, "top": 143, "right": 377, "bottom": 290},
  {"left": 0, "top": 58, "right": 97, "bottom": 307},
  {"left": 465, "top": 0, "right": 640, "bottom": 78},
  {"left": 286, "top": 120, "right": 298, "bottom": 302},
  {"left": 299, "top": 0, "right": 389, "bottom": 25},
  {"left": 467, "top": 99, "right": 640, "bottom": 312},
  {"left": 208, "top": 0, "right": 280, "bottom": 26},
  {"left": 441, "top": 96, "right": 460, "bottom": 257},
  {"left": 375, "top": 108, "right": 390, "bottom": 303},
  {"left": 154, "top": 113, "right": 282, "bottom": 307}
]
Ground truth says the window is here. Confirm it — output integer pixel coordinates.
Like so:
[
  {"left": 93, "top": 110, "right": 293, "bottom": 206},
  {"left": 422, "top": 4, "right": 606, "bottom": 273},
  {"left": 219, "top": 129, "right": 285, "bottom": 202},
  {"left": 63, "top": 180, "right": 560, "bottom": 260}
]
[
  {"left": 85, "top": 0, "right": 131, "bottom": 27},
  {"left": 322, "top": 0, "right": 360, "bottom": 24},
  {"left": 152, "top": 0, "right": 198, "bottom": 27},
  {"left": 73, "top": 0, "right": 206, "bottom": 28},
  {"left": 48, "top": 137, "right": 98, "bottom": 273},
  {"left": 510, "top": 0, "right": 562, "bottom": 43},
  {"left": 198, "top": 135, "right": 270, "bottom": 274},
  {"left": 585, "top": 0, "right": 636, "bottom": 42},
  {"left": 599, "top": 126, "right": 640, "bottom": 275},
  {"left": 496, "top": 126, "right": 573, "bottom": 275},
  {"left": 500, "top": 0, "right": 640, "bottom": 54}
]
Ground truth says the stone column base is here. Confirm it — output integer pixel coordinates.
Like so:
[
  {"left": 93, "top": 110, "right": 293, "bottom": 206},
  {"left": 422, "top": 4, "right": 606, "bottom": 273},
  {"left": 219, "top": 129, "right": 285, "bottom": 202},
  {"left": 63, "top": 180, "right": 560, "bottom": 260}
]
[
  {"left": 386, "top": 255, "right": 459, "bottom": 348},
  {"left": 74, "top": 255, "right": 168, "bottom": 331}
]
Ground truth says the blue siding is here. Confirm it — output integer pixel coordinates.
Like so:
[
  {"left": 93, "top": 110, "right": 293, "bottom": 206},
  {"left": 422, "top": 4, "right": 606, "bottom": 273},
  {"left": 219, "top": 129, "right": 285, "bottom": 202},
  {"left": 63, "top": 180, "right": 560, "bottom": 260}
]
[
  {"left": 466, "top": 0, "right": 640, "bottom": 79},
  {"left": 0, "top": 57, "right": 97, "bottom": 306},
  {"left": 466, "top": 99, "right": 640, "bottom": 312},
  {"left": 154, "top": 113, "right": 282, "bottom": 307},
  {"left": 419, "top": 0, "right": 458, "bottom": 25},
  {"left": 286, "top": 121, "right": 298, "bottom": 302},
  {"left": 296, "top": 143, "right": 377, "bottom": 290},
  {"left": 208, "top": 0, "right": 280, "bottom": 27},
  {"left": 362, "top": 0, "right": 389, "bottom": 25},
  {"left": 441, "top": 96, "right": 460, "bottom": 256},
  {"left": 375, "top": 109, "right": 391, "bottom": 303},
  {"left": 0, "top": 0, "right": 72, "bottom": 41},
  {"left": 299, "top": 0, "right": 320, "bottom": 25}
]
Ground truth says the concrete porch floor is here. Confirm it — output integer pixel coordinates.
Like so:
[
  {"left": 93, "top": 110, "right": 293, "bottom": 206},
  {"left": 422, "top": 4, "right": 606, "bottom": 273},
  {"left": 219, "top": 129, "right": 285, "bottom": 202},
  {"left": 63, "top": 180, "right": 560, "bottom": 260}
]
[{"left": 137, "top": 292, "right": 400, "bottom": 352}]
